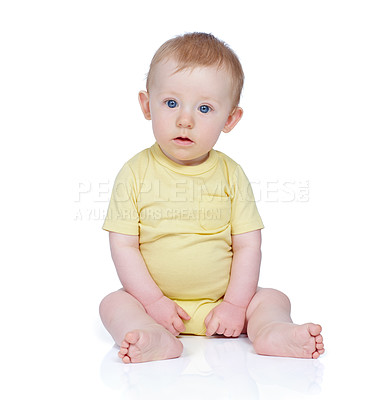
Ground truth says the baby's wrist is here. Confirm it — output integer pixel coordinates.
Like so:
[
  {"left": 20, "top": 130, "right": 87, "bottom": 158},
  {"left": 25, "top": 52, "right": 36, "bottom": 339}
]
[
  {"left": 223, "top": 299, "right": 247, "bottom": 309},
  {"left": 142, "top": 294, "right": 165, "bottom": 309}
]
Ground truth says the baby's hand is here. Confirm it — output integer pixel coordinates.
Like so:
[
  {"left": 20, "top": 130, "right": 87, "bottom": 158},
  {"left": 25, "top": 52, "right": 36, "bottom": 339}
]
[
  {"left": 204, "top": 300, "right": 246, "bottom": 337},
  {"left": 144, "top": 295, "right": 190, "bottom": 336}
]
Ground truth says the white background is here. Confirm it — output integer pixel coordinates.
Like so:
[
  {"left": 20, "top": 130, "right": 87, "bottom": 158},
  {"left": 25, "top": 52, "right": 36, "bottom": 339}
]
[{"left": 1, "top": 1, "right": 383, "bottom": 399}]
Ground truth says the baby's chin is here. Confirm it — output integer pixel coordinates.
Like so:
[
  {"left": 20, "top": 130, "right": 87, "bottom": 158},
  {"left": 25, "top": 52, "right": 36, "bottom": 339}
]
[
  {"left": 161, "top": 147, "right": 210, "bottom": 166},
  {"left": 172, "top": 152, "right": 210, "bottom": 166}
]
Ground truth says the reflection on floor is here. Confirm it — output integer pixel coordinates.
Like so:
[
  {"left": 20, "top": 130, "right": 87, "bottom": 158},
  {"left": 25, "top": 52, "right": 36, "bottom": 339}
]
[{"left": 100, "top": 334, "right": 324, "bottom": 399}]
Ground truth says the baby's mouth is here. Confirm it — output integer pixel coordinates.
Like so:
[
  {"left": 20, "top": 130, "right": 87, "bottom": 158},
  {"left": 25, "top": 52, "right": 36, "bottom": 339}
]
[{"left": 173, "top": 137, "right": 194, "bottom": 145}]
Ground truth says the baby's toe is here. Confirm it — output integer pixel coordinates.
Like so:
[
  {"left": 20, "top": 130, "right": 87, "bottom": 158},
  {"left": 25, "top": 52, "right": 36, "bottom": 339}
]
[
  {"left": 120, "top": 354, "right": 132, "bottom": 363},
  {"left": 316, "top": 341, "right": 324, "bottom": 350},
  {"left": 124, "top": 331, "right": 141, "bottom": 345},
  {"left": 308, "top": 323, "right": 322, "bottom": 337},
  {"left": 118, "top": 345, "right": 128, "bottom": 357},
  {"left": 118, "top": 343, "right": 132, "bottom": 363}
]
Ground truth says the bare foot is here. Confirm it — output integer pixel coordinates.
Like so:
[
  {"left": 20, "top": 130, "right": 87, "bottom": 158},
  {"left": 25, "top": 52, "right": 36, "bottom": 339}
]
[
  {"left": 118, "top": 326, "right": 183, "bottom": 363},
  {"left": 252, "top": 322, "right": 324, "bottom": 359}
]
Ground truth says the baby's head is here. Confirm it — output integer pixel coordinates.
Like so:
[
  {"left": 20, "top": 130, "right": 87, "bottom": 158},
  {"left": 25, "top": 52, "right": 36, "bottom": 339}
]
[
  {"left": 146, "top": 32, "right": 244, "bottom": 110},
  {"left": 139, "top": 33, "right": 244, "bottom": 166}
]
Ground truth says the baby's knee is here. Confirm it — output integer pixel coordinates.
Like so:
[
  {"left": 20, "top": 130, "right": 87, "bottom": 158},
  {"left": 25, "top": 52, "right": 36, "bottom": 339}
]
[
  {"left": 259, "top": 288, "right": 291, "bottom": 307},
  {"left": 99, "top": 289, "right": 145, "bottom": 318},
  {"left": 99, "top": 290, "right": 123, "bottom": 317},
  {"left": 252, "top": 288, "right": 291, "bottom": 309},
  {"left": 99, "top": 292, "right": 113, "bottom": 317}
]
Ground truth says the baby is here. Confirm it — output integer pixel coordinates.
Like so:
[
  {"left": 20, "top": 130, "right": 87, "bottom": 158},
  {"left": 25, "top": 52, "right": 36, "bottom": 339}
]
[{"left": 99, "top": 32, "right": 324, "bottom": 363}]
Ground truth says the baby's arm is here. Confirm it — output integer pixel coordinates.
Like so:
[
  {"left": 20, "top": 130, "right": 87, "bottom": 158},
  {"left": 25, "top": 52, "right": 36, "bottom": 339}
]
[
  {"left": 109, "top": 232, "right": 190, "bottom": 335},
  {"left": 205, "top": 229, "right": 262, "bottom": 337}
]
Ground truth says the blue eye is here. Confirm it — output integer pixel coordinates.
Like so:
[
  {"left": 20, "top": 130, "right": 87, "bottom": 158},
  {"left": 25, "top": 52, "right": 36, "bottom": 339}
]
[
  {"left": 166, "top": 99, "right": 178, "bottom": 108},
  {"left": 199, "top": 105, "right": 211, "bottom": 114}
]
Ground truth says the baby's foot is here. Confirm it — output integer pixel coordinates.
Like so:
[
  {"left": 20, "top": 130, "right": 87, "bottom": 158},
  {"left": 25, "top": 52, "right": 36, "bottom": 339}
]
[
  {"left": 252, "top": 322, "right": 324, "bottom": 359},
  {"left": 118, "top": 327, "right": 183, "bottom": 363}
]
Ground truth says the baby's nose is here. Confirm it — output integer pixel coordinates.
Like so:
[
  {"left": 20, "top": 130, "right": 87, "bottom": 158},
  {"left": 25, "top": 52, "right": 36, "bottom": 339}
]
[{"left": 176, "top": 111, "right": 194, "bottom": 129}]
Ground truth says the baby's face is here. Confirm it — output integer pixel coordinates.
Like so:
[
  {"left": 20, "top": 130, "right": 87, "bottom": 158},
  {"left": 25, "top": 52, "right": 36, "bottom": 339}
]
[{"left": 139, "top": 59, "right": 242, "bottom": 166}]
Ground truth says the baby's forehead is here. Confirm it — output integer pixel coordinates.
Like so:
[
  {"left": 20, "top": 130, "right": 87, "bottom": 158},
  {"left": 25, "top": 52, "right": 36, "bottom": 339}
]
[{"left": 149, "top": 59, "right": 234, "bottom": 90}]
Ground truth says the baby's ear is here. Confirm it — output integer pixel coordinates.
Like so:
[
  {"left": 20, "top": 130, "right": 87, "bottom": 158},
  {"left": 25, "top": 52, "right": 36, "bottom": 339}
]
[
  {"left": 138, "top": 91, "right": 151, "bottom": 120},
  {"left": 222, "top": 107, "right": 243, "bottom": 133}
]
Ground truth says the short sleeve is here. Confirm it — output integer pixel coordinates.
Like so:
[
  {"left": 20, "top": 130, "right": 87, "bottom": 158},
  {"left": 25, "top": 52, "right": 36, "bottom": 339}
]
[
  {"left": 230, "top": 165, "right": 264, "bottom": 235},
  {"left": 102, "top": 162, "right": 140, "bottom": 235}
]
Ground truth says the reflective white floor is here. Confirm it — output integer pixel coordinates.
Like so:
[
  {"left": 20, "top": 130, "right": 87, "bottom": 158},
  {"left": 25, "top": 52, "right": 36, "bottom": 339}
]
[
  {"left": 100, "top": 334, "right": 324, "bottom": 400},
  {"left": 2, "top": 306, "right": 381, "bottom": 400},
  {"left": 94, "top": 314, "right": 381, "bottom": 400}
]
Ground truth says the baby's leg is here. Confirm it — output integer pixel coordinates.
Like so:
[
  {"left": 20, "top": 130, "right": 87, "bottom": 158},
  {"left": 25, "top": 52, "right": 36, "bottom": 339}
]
[
  {"left": 99, "top": 289, "right": 183, "bottom": 363},
  {"left": 246, "top": 288, "right": 324, "bottom": 359}
]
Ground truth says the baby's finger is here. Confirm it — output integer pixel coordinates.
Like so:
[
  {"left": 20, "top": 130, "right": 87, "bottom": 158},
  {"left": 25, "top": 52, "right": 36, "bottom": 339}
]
[
  {"left": 176, "top": 305, "right": 191, "bottom": 320},
  {"left": 223, "top": 329, "right": 234, "bottom": 337},
  {"left": 167, "top": 325, "right": 179, "bottom": 336},
  {"left": 216, "top": 324, "right": 225, "bottom": 335},
  {"left": 232, "top": 328, "right": 242, "bottom": 337},
  {"left": 204, "top": 311, "right": 213, "bottom": 327},
  {"left": 205, "top": 318, "right": 219, "bottom": 336},
  {"left": 173, "top": 318, "right": 185, "bottom": 335}
]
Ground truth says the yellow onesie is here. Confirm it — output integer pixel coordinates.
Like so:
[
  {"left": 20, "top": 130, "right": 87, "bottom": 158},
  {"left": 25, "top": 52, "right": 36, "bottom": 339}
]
[{"left": 103, "top": 143, "right": 264, "bottom": 335}]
